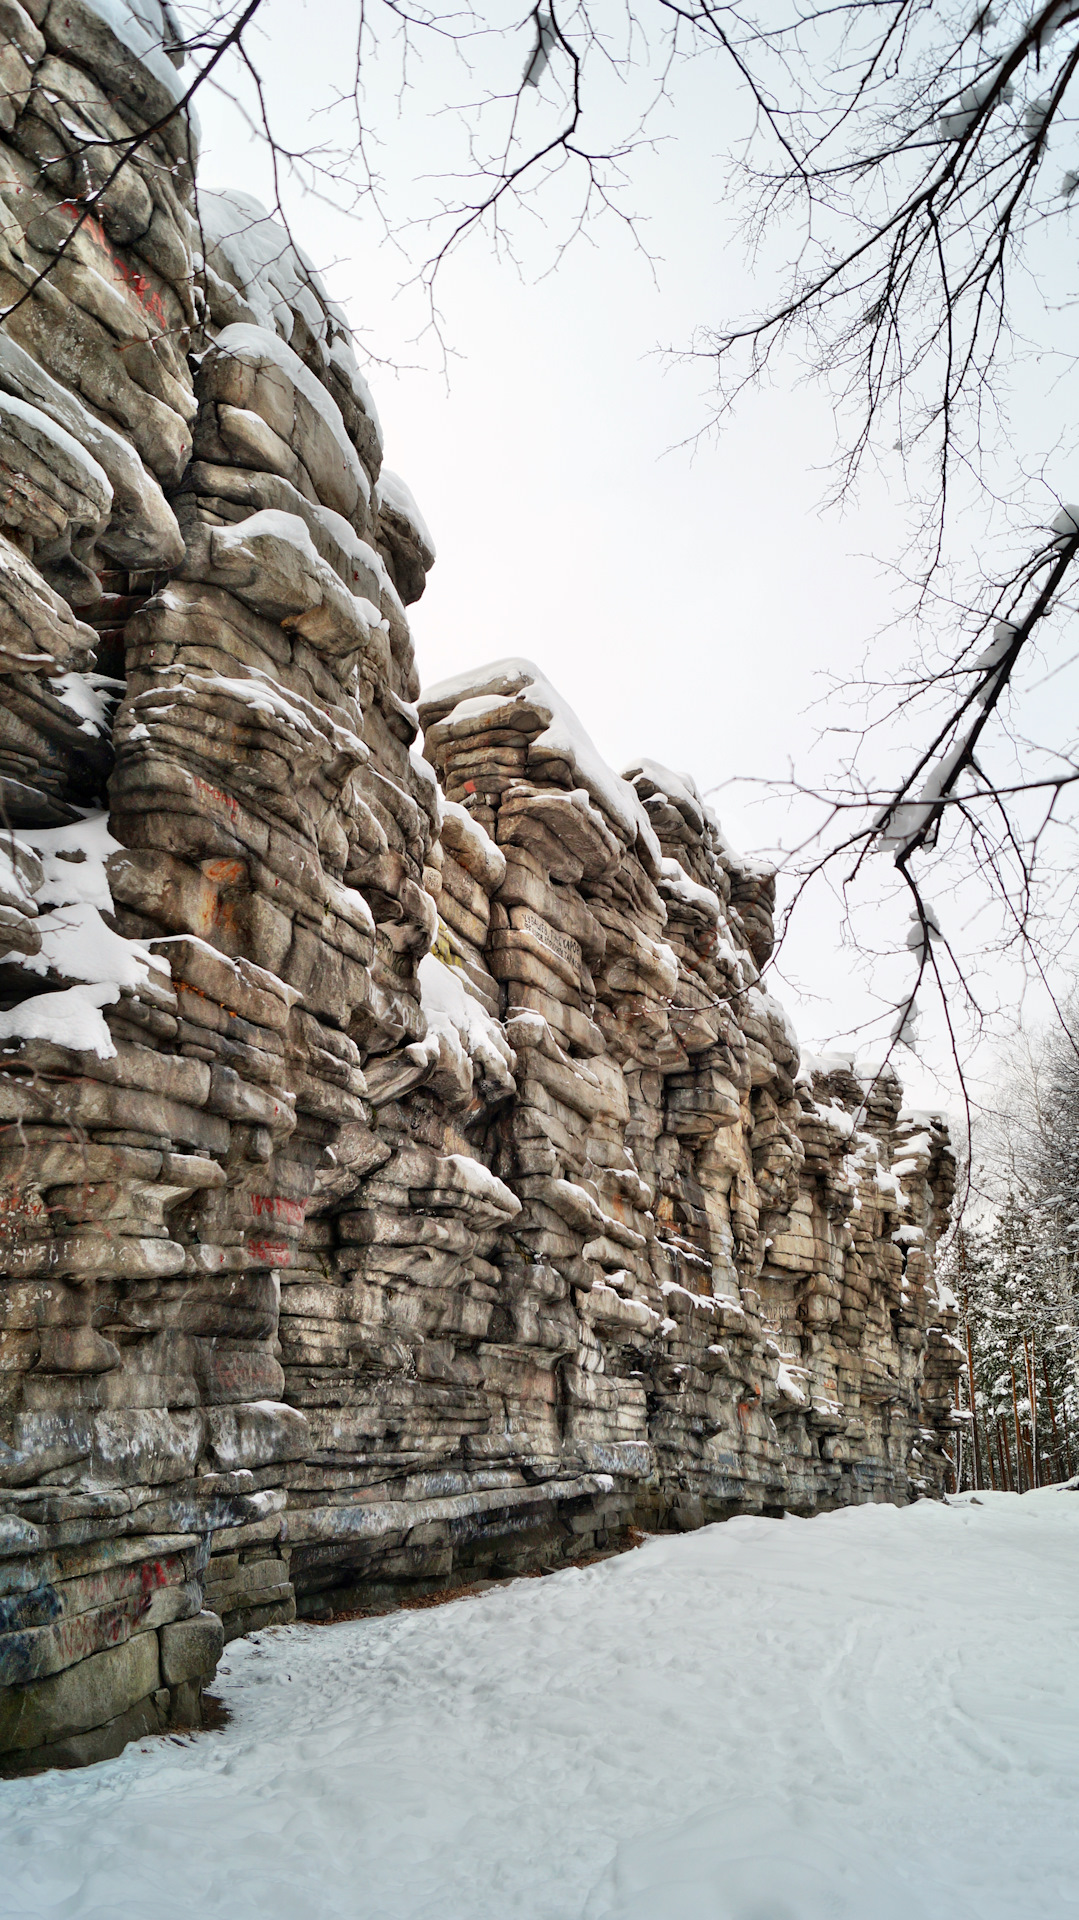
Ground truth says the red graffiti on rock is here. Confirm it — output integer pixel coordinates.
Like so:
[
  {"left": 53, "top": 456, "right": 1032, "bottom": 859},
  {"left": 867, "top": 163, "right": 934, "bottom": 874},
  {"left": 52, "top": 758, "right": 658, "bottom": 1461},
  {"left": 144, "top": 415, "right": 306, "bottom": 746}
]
[
  {"left": 250, "top": 1194, "right": 306, "bottom": 1227},
  {"left": 60, "top": 202, "right": 168, "bottom": 330}
]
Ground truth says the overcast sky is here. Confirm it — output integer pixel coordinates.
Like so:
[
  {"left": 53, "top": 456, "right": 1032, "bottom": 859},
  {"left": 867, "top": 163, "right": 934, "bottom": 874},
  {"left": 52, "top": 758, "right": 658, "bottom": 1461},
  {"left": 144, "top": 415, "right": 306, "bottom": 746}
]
[{"left": 191, "top": 0, "right": 1079, "bottom": 1114}]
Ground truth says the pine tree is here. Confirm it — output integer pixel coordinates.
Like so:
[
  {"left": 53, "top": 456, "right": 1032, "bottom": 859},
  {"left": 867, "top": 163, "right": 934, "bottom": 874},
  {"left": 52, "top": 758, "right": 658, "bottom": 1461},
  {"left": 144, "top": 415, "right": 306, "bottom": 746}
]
[{"left": 943, "top": 999, "right": 1079, "bottom": 1491}]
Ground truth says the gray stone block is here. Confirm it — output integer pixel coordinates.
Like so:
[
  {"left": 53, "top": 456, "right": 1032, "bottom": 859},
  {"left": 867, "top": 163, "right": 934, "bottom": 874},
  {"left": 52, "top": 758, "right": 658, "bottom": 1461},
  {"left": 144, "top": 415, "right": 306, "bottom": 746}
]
[
  {"left": 221, "top": 1594, "right": 297, "bottom": 1644},
  {"left": 0, "top": 1630, "right": 161, "bottom": 1755},
  {"left": 0, "top": 1693, "right": 167, "bottom": 1778},
  {"left": 158, "top": 1610, "right": 224, "bottom": 1688}
]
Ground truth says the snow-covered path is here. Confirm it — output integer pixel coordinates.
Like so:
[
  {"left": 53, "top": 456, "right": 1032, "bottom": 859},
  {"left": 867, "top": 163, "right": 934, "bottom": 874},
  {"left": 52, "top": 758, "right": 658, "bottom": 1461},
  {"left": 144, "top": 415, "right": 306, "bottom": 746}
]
[{"left": 3, "top": 1491, "right": 1078, "bottom": 1920}]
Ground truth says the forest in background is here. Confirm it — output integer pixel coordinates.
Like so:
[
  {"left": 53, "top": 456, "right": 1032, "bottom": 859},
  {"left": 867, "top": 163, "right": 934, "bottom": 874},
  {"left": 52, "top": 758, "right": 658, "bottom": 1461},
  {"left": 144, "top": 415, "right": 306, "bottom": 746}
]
[{"left": 943, "top": 1000, "right": 1079, "bottom": 1491}]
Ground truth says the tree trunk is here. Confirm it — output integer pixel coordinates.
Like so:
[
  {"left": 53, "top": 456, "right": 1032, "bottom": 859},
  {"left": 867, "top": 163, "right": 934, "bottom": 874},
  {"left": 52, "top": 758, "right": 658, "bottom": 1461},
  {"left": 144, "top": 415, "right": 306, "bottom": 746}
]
[
  {"left": 962, "top": 1261, "right": 982, "bottom": 1491},
  {"left": 996, "top": 1416, "right": 1011, "bottom": 1491},
  {"left": 1061, "top": 1376, "right": 1075, "bottom": 1478},
  {"left": 1023, "top": 1332, "right": 1039, "bottom": 1488},
  {"left": 1010, "top": 1363, "right": 1028, "bottom": 1492},
  {"left": 1042, "top": 1353, "right": 1063, "bottom": 1483}
]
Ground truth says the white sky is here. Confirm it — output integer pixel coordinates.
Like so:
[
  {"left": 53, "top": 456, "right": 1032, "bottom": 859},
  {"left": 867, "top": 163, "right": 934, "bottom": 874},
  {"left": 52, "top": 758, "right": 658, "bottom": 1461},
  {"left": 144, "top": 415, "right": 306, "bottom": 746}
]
[{"left": 190, "top": 0, "right": 1079, "bottom": 1116}]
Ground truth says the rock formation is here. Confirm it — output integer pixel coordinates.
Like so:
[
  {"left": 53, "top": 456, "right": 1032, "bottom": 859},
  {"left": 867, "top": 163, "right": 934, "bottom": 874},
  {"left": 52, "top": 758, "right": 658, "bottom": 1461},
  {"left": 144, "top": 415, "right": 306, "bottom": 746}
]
[{"left": 0, "top": 0, "right": 963, "bottom": 1773}]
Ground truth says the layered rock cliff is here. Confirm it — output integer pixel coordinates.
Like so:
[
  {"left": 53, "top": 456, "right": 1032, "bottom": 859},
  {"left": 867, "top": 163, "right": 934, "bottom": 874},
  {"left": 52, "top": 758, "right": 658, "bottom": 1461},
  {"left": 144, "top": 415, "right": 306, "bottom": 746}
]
[{"left": 0, "top": 0, "right": 962, "bottom": 1773}]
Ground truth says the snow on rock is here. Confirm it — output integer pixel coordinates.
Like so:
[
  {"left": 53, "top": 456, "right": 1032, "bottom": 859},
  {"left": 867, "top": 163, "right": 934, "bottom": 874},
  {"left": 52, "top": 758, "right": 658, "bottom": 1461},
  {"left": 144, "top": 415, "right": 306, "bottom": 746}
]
[
  {"left": 876, "top": 1164, "right": 906, "bottom": 1204},
  {"left": 48, "top": 671, "right": 123, "bottom": 738},
  {"left": 408, "top": 746, "right": 442, "bottom": 829},
  {"left": 624, "top": 756, "right": 776, "bottom": 885},
  {"left": 0, "top": 841, "right": 38, "bottom": 916},
  {"left": 658, "top": 855, "right": 721, "bottom": 923},
  {"left": 0, "top": 814, "right": 166, "bottom": 992},
  {"left": 184, "top": 666, "right": 368, "bottom": 767},
  {"left": 746, "top": 985, "right": 801, "bottom": 1067},
  {"left": 0, "top": 392, "right": 112, "bottom": 523},
  {"left": 206, "top": 327, "right": 373, "bottom": 514},
  {"left": 776, "top": 1359, "right": 809, "bottom": 1404},
  {"left": 184, "top": 511, "right": 389, "bottom": 663},
  {"left": 420, "top": 657, "right": 663, "bottom": 870},
  {"left": 18, "top": 812, "right": 123, "bottom": 913},
  {"left": 376, "top": 468, "right": 436, "bottom": 565},
  {"left": 441, "top": 798, "right": 506, "bottom": 889},
  {"left": 80, "top": 0, "right": 190, "bottom": 108},
  {"left": 13, "top": 899, "right": 165, "bottom": 993},
  {"left": 148, "top": 933, "right": 300, "bottom": 1011},
  {"left": 0, "top": 981, "right": 119, "bottom": 1058},
  {"left": 197, "top": 191, "right": 383, "bottom": 457},
  {"left": 436, "top": 1152, "right": 521, "bottom": 1218},
  {"left": 0, "top": 336, "right": 184, "bottom": 571},
  {"left": 418, "top": 951, "right": 516, "bottom": 1098},
  {"left": 624, "top": 756, "right": 709, "bottom": 835},
  {"left": 812, "top": 1097, "right": 856, "bottom": 1139}
]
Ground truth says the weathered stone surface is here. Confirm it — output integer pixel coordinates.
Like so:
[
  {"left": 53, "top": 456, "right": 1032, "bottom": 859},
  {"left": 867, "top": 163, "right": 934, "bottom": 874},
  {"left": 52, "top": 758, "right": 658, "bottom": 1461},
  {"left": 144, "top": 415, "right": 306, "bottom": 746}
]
[
  {"left": 159, "top": 1609, "right": 223, "bottom": 1687},
  {"left": 0, "top": 1630, "right": 160, "bottom": 1752},
  {"left": 0, "top": 0, "right": 961, "bottom": 1775}
]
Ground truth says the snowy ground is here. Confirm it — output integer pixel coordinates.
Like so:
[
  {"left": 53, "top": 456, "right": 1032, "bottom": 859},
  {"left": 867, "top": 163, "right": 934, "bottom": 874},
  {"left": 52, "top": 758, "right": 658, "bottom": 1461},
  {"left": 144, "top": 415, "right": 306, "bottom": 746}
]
[{"left": 3, "top": 1491, "right": 1078, "bottom": 1920}]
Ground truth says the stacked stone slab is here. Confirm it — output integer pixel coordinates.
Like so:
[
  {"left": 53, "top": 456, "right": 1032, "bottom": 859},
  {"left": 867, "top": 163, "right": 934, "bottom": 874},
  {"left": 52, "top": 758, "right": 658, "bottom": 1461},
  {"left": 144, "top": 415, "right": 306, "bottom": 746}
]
[
  {"left": 0, "top": 0, "right": 326, "bottom": 1770},
  {"left": 106, "top": 193, "right": 445, "bottom": 1621},
  {"left": 0, "top": 0, "right": 255, "bottom": 1774},
  {"left": 0, "top": 0, "right": 962, "bottom": 1774},
  {"left": 416, "top": 670, "right": 961, "bottom": 1534}
]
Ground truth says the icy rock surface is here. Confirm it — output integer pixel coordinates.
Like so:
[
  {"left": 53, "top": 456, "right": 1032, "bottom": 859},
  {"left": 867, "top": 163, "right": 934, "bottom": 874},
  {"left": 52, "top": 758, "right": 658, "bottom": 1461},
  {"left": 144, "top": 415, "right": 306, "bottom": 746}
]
[{"left": 0, "top": 1, "right": 961, "bottom": 1773}]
